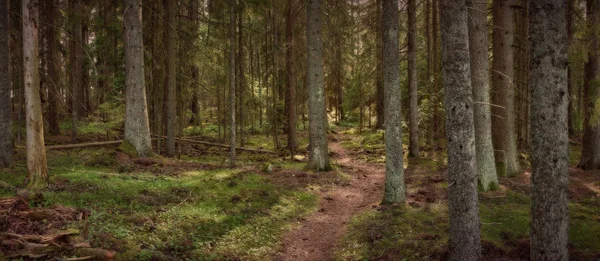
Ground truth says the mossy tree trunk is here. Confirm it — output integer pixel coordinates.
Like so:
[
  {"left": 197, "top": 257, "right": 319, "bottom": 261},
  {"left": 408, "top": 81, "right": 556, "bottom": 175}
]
[
  {"left": 440, "top": 0, "right": 481, "bottom": 259},
  {"left": 529, "top": 0, "right": 569, "bottom": 259},
  {"left": 491, "top": 0, "right": 519, "bottom": 177},
  {"left": 22, "top": 0, "right": 49, "bottom": 190},
  {"left": 467, "top": 0, "right": 499, "bottom": 191},
  {"left": 407, "top": 0, "right": 419, "bottom": 158},
  {"left": 123, "top": 0, "right": 153, "bottom": 157},
  {"left": 382, "top": 0, "right": 405, "bottom": 204},
  {"left": 306, "top": 0, "right": 330, "bottom": 172}
]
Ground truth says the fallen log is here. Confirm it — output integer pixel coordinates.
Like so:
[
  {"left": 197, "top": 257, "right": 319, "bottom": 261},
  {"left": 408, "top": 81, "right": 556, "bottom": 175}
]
[
  {"left": 152, "top": 135, "right": 276, "bottom": 154},
  {"left": 46, "top": 140, "right": 123, "bottom": 150}
]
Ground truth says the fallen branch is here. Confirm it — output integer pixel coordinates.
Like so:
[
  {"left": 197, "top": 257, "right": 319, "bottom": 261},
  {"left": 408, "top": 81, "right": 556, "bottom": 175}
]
[
  {"left": 153, "top": 135, "right": 276, "bottom": 154},
  {"left": 46, "top": 140, "right": 123, "bottom": 150}
]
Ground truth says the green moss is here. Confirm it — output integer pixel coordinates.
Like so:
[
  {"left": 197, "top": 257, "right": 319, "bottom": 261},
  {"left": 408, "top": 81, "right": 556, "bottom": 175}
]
[
  {"left": 118, "top": 140, "right": 138, "bottom": 158},
  {"left": 496, "top": 162, "right": 507, "bottom": 177}
]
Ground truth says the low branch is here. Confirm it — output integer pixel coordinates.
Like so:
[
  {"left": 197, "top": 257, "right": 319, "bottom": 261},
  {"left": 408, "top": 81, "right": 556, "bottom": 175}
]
[{"left": 153, "top": 135, "right": 276, "bottom": 154}]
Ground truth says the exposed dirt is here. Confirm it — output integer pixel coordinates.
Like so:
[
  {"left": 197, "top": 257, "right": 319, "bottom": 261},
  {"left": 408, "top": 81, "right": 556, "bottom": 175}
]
[{"left": 276, "top": 136, "right": 386, "bottom": 261}]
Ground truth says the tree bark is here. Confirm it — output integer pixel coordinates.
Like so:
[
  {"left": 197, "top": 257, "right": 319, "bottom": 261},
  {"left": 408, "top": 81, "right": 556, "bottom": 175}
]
[
  {"left": 440, "top": 0, "right": 481, "bottom": 259},
  {"left": 70, "top": 0, "right": 83, "bottom": 142},
  {"left": 529, "top": 0, "right": 569, "bottom": 259},
  {"left": 375, "top": 0, "right": 384, "bottom": 130},
  {"left": 43, "top": 0, "right": 59, "bottom": 135},
  {"left": 0, "top": 0, "right": 10, "bottom": 167},
  {"left": 407, "top": 0, "right": 419, "bottom": 157},
  {"left": 229, "top": 0, "right": 236, "bottom": 168},
  {"left": 22, "top": 0, "right": 49, "bottom": 189},
  {"left": 286, "top": 0, "right": 297, "bottom": 157},
  {"left": 579, "top": 0, "right": 600, "bottom": 169},
  {"left": 491, "top": 0, "right": 519, "bottom": 177},
  {"left": 382, "top": 0, "right": 405, "bottom": 204},
  {"left": 306, "top": 0, "right": 330, "bottom": 171},
  {"left": 567, "top": 0, "right": 575, "bottom": 136},
  {"left": 123, "top": 0, "right": 153, "bottom": 157},
  {"left": 165, "top": 0, "right": 177, "bottom": 157},
  {"left": 467, "top": 0, "right": 498, "bottom": 191}
]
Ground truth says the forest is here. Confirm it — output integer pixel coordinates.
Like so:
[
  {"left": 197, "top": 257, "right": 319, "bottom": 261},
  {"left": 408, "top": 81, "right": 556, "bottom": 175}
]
[{"left": 0, "top": 0, "right": 599, "bottom": 260}]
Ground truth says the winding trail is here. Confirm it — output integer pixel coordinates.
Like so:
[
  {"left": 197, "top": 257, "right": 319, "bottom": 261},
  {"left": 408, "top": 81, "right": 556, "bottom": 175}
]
[{"left": 276, "top": 137, "right": 385, "bottom": 261}]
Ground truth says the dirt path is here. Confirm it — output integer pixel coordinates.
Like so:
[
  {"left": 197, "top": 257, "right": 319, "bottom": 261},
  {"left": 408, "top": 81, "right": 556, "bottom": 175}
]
[{"left": 276, "top": 137, "right": 385, "bottom": 261}]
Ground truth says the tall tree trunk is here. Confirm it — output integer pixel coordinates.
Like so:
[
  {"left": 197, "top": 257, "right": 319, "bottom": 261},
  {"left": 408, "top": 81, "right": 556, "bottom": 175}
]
[
  {"left": 165, "top": 0, "right": 177, "bottom": 157},
  {"left": 43, "top": 0, "right": 59, "bottom": 135},
  {"left": 567, "top": 0, "right": 575, "bottom": 135},
  {"left": 432, "top": 0, "right": 441, "bottom": 148},
  {"left": 467, "top": 0, "right": 498, "bottom": 191},
  {"left": 579, "top": 0, "right": 600, "bottom": 169},
  {"left": 229, "top": 0, "right": 236, "bottom": 168},
  {"left": 22, "top": 0, "right": 49, "bottom": 189},
  {"left": 529, "top": 0, "right": 569, "bottom": 259},
  {"left": 375, "top": 0, "right": 384, "bottom": 130},
  {"left": 491, "top": 0, "right": 519, "bottom": 177},
  {"left": 0, "top": 0, "right": 10, "bottom": 167},
  {"left": 237, "top": 4, "right": 245, "bottom": 147},
  {"left": 123, "top": 0, "right": 152, "bottom": 157},
  {"left": 306, "top": 0, "right": 330, "bottom": 171},
  {"left": 152, "top": 0, "right": 164, "bottom": 155},
  {"left": 407, "top": 0, "right": 419, "bottom": 157},
  {"left": 70, "top": 0, "right": 83, "bottom": 142},
  {"left": 286, "top": 0, "right": 297, "bottom": 157},
  {"left": 439, "top": 1, "right": 481, "bottom": 259},
  {"left": 382, "top": 0, "right": 405, "bottom": 204}
]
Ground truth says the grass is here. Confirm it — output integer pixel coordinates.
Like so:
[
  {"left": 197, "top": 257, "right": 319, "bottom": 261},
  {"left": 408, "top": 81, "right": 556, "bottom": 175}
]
[{"left": 0, "top": 142, "right": 318, "bottom": 260}]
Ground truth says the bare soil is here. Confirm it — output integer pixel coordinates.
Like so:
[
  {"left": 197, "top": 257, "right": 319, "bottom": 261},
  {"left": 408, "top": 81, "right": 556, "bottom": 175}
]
[{"left": 276, "top": 136, "right": 386, "bottom": 261}]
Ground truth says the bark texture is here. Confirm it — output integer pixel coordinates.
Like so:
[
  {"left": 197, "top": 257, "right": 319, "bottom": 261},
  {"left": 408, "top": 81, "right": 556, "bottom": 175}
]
[
  {"left": 123, "top": 0, "right": 153, "bottom": 157},
  {"left": 0, "top": 0, "right": 11, "bottom": 167},
  {"left": 467, "top": 0, "right": 498, "bottom": 191},
  {"left": 43, "top": 0, "right": 59, "bottom": 135},
  {"left": 529, "top": 0, "right": 569, "bottom": 259},
  {"left": 491, "top": 0, "right": 519, "bottom": 177},
  {"left": 382, "top": 0, "right": 405, "bottom": 204},
  {"left": 306, "top": 0, "right": 330, "bottom": 171},
  {"left": 439, "top": 0, "right": 481, "bottom": 259},
  {"left": 23, "top": 0, "right": 49, "bottom": 189},
  {"left": 407, "top": 0, "right": 419, "bottom": 158},
  {"left": 165, "top": 0, "right": 177, "bottom": 157},
  {"left": 286, "top": 0, "right": 297, "bottom": 157},
  {"left": 229, "top": 0, "right": 236, "bottom": 168},
  {"left": 579, "top": 0, "right": 600, "bottom": 169},
  {"left": 70, "top": 0, "right": 83, "bottom": 141}
]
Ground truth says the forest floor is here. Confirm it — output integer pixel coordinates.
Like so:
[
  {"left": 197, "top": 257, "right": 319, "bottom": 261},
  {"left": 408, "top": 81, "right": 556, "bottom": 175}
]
[{"left": 0, "top": 123, "right": 599, "bottom": 260}]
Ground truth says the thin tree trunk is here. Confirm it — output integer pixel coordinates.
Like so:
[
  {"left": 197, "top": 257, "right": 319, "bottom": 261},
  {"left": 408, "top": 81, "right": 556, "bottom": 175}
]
[
  {"left": 0, "top": 0, "right": 10, "bottom": 167},
  {"left": 237, "top": 4, "right": 245, "bottom": 147},
  {"left": 467, "top": 0, "right": 498, "bottom": 191},
  {"left": 408, "top": 0, "right": 419, "bottom": 157},
  {"left": 165, "top": 0, "right": 177, "bottom": 157},
  {"left": 70, "top": 0, "right": 83, "bottom": 142},
  {"left": 529, "top": 0, "right": 569, "bottom": 259},
  {"left": 43, "top": 0, "right": 59, "bottom": 135},
  {"left": 382, "top": 0, "right": 405, "bottom": 204},
  {"left": 286, "top": 0, "right": 297, "bottom": 157},
  {"left": 439, "top": 1, "right": 481, "bottom": 259},
  {"left": 229, "top": 0, "right": 236, "bottom": 168},
  {"left": 567, "top": 0, "right": 575, "bottom": 135},
  {"left": 306, "top": 0, "right": 330, "bottom": 171},
  {"left": 579, "top": 0, "right": 600, "bottom": 169},
  {"left": 375, "top": 0, "right": 384, "bottom": 130},
  {"left": 123, "top": 0, "right": 153, "bottom": 157},
  {"left": 491, "top": 0, "right": 519, "bottom": 177},
  {"left": 22, "top": 0, "right": 49, "bottom": 190}
]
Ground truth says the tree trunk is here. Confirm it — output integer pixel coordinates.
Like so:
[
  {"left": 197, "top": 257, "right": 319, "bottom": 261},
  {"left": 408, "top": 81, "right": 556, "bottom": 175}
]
[
  {"left": 407, "top": 0, "right": 419, "bottom": 157},
  {"left": 0, "top": 0, "right": 10, "bottom": 167},
  {"left": 440, "top": 0, "right": 481, "bottom": 259},
  {"left": 165, "top": 0, "right": 177, "bottom": 157},
  {"left": 286, "top": 0, "right": 297, "bottom": 157},
  {"left": 43, "top": 0, "right": 59, "bottom": 135},
  {"left": 467, "top": 0, "right": 498, "bottom": 191},
  {"left": 579, "top": 0, "right": 600, "bottom": 169},
  {"left": 151, "top": 0, "right": 164, "bottom": 155},
  {"left": 567, "top": 0, "right": 575, "bottom": 136},
  {"left": 491, "top": 0, "right": 519, "bottom": 177},
  {"left": 529, "top": 0, "right": 569, "bottom": 259},
  {"left": 382, "top": 0, "right": 405, "bottom": 204},
  {"left": 237, "top": 4, "right": 245, "bottom": 148},
  {"left": 123, "top": 0, "right": 153, "bottom": 157},
  {"left": 306, "top": 0, "right": 330, "bottom": 171},
  {"left": 22, "top": 0, "right": 49, "bottom": 189},
  {"left": 375, "top": 0, "right": 384, "bottom": 130},
  {"left": 229, "top": 0, "right": 236, "bottom": 168},
  {"left": 432, "top": 0, "right": 441, "bottom": 148},
  {"left": 70, "top": 0, "right": 83, "bottom": 142}
]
